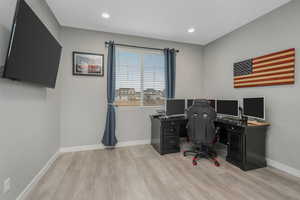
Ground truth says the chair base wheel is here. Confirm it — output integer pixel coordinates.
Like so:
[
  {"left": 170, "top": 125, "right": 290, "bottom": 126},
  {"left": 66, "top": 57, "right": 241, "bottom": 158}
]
[
  {"left": 183, "top": 148, "right": 220, "bottom": 167},
  {"left": 214, "top": 160, "right": 220, "bottom": 167}
]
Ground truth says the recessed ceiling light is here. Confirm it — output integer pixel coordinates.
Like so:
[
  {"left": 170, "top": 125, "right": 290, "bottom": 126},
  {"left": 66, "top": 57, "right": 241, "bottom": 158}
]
[
  {"left": 101, "top": 12, "right": 110, "bottom": 19},
  {"left": 188, "top": 28, "right": 195, "bottom": 33}
]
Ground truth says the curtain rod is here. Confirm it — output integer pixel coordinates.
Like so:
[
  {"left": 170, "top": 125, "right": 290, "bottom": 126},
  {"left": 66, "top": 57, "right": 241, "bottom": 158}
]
[{"left": 105, "top": 41, "right": 179, "bottom": 53}]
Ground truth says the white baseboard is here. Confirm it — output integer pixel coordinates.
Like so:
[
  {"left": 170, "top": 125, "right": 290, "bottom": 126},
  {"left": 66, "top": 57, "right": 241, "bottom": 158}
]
[
  {"left": 116, "top": 139, "right": 151, "bottom": 148},
  {"left": 16, "top": 151, "right": 60, "bottom": 200},
  {"left": 59, "top": 139, "right": 151, "bottom": 153},
  {"left": 267, "top": 158, "right": 300, "bottom": 178},
  {"left": 59, "top": 144, "right": 105, "bottom": 153}
]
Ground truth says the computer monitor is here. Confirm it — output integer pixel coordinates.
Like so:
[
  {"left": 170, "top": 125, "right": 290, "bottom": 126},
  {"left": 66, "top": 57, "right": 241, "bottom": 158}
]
[
  {"left": 243, "top": 97, "right": 265, "bottom": 120},
  {"left": 166, "top": 99, "right": 185, "bottom": 116},
  {"left": 187, "top": 99, "right": 194, "bottom": 108},
  {"left": 216, "top": 100, "right": 239, "bottom": 117},
  {"left": 208, "top": 99, "right": 216, "bottom": 110}
]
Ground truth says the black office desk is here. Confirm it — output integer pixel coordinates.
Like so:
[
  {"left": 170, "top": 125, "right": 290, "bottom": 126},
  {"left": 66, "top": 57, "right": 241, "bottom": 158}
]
[
  {"left": 150, "top": 115, "right": 270, "bottom": 171},
  {"left": 215, "top": 118, "right": 269, "bottom": 171}
]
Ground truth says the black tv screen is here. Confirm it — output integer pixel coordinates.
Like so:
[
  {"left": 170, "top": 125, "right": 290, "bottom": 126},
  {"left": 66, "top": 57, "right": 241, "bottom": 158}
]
[{"left": 3, "top": 0, "right": 62, "bottom": 88}]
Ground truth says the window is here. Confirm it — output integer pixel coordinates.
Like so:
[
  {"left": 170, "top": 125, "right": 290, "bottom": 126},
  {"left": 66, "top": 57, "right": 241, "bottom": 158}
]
[{"left": 115, "top": 47, "right": 165, "bottom": 106}]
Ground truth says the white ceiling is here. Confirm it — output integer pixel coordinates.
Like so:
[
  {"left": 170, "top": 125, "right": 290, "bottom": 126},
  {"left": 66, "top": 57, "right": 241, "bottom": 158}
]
[
  {"left": 46, "top": 0, "right": 291, "bottom": 45},
  {"left": 1, "top": 0, "right": 291, "bottom": 45}
]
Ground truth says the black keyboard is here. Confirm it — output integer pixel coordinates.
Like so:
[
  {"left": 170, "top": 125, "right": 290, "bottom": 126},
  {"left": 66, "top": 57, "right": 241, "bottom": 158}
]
[{"left": 216, "top": 117, "right": 243, "bottom": 126}]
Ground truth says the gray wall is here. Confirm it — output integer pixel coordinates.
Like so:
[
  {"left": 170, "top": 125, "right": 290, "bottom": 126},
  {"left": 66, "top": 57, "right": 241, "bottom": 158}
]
[
  {"left": 203, "top": 0, "right": 300, "bottom": 170},
  {"left": 0, "top": 1, "right": 61, "bottom": 200},
  {"left": 59, "top": 27, "right": 204, "bottom": 147}
]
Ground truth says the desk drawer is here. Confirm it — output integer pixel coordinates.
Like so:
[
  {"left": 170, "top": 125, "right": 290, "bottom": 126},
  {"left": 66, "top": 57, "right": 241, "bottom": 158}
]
[
  {"left": 164, "top": 136, "right": 179, "bottom": 149},
  {"left": 163, "top": 121, "right": 178, "bottom": 136},
  {"left": 164, "top": 127, "right": 178, "bottom": 136}
]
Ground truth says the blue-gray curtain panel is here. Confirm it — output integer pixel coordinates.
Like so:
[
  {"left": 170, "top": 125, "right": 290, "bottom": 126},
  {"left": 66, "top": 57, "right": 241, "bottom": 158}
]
[
  {"left": 164, "top": 48, "right": 176, "bottom": 98},
  {"left": 102, "top": 41, "right": 118, "bottom": 147}
]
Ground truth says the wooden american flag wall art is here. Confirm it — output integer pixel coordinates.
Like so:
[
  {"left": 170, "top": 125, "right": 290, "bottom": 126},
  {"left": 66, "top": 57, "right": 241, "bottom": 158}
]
[{"left": 233, "top": 48, "right": 295, "bottom": 88}]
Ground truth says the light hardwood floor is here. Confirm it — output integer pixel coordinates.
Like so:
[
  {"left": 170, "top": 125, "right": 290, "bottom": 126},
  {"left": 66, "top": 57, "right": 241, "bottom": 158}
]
[{"left": 26, "top": 145, "right": 300, "bottom": 200}]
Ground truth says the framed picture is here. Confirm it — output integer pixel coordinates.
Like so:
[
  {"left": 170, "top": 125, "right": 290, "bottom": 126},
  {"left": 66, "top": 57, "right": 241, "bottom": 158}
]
[{"left": 73, "top": 52, "right": 104, "bottom": 76}]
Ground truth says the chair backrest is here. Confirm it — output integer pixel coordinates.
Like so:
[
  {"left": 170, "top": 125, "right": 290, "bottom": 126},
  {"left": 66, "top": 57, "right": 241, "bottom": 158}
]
[{"left": 187, "top": 99, "right": 217, "bottom": 145}]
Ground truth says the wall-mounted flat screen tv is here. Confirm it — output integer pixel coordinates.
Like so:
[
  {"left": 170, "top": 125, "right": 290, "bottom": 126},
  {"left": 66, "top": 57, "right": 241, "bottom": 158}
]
[{"left": 3, "top": 0, "right": 62, "bottom": 88}]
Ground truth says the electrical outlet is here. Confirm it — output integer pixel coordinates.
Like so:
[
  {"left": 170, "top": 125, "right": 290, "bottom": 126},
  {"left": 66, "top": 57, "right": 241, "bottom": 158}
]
[{"left": 3, "top": 178, "right": 11, "bottom": 194}]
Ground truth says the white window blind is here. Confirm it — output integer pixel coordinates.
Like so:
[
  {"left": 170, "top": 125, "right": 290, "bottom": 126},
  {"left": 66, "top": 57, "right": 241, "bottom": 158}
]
[{"left": 115, "top": 47, "right": 165, "bottom": 106}]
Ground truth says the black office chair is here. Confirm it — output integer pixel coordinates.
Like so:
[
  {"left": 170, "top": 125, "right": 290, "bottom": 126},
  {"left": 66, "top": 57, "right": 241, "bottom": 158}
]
[{"left": 183, "top": 99, "right": 220, "bottom": 167}]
